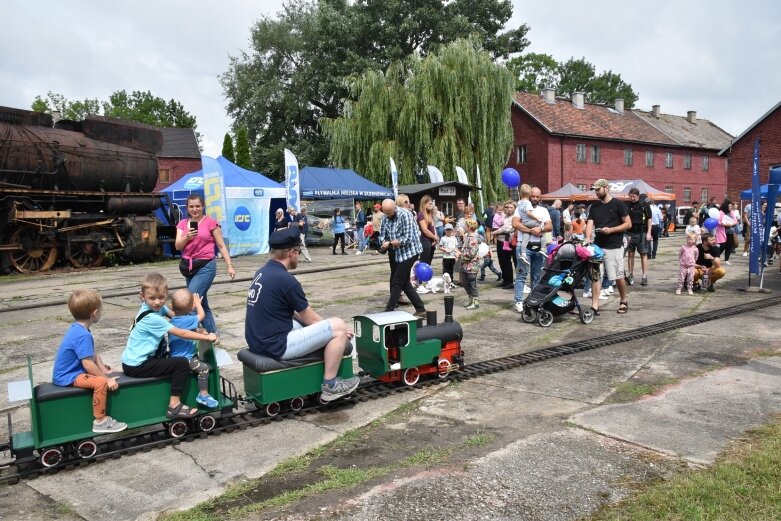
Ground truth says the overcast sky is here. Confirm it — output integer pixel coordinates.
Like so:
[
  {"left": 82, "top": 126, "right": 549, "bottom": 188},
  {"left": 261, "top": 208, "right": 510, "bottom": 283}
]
[{"left": 2, "top": 0, "right": 778, "bottom": 161}]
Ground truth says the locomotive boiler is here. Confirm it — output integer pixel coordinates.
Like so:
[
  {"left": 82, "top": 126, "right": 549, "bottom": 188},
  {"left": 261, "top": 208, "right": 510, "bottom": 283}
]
[{"left": 0, "top": 106, "right": 166, "bottom": 273}]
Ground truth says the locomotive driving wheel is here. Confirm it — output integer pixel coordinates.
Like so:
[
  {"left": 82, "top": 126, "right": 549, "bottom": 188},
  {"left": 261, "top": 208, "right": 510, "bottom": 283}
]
[
  {"left": 67, "top": 226, "right": 106, "bottom": 268},
  {"left": 7, "top": 226, "right": 58, "bottom": 274}
]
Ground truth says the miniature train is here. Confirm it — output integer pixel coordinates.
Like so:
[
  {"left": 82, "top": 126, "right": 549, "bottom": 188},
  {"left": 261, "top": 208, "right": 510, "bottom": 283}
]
[
  {"left": 3, "top": 303, "right": 463, "bottom": 470},
  {"left": 0, "top": 106, "right": 167, "bottom": 273}
]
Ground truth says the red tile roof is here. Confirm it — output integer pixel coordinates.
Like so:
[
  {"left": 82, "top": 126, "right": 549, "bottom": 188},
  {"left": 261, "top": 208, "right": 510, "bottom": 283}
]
[{"left": 513, "top": 91, "right": 679, "bottom": 147}]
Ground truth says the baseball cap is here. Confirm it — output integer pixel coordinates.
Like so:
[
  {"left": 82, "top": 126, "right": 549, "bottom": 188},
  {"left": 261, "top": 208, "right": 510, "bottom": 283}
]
[
  {"left": 591, "top": 179, "right": 610, "bottom": 190},
  {"left": 444, "top": 223, "right": 454, "bottom": 230},
  {"left": 269, "top": 227, "right": 302, "bottom": 249},
  {"left": 373, "top": 203, "right": 381, "bottom": 209}
]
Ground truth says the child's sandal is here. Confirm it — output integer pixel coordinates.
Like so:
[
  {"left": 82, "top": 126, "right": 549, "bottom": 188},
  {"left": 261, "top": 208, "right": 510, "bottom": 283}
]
[
  {"left": 617, "top": 301, "right": 629, "bottom": 314},
  {"left": 166, "top": 403, "right": 199, "bottom": 419}
]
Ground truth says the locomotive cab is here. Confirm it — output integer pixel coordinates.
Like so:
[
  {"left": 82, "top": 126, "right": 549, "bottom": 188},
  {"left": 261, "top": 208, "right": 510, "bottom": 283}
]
[{"left": 354, "top": 311, "right": 441, "bottom": 380}]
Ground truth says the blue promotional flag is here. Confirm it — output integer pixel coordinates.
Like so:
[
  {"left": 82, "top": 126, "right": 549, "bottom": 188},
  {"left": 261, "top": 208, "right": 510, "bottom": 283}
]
[
  {"left": 284, "top": 149, "right": 301, "bottom": 212},
  {"left": 749, "top": 139, "right": 761, "bottom": 275},
  {"left": 390, "top": 157, "right": 399, "bottom": 200}
]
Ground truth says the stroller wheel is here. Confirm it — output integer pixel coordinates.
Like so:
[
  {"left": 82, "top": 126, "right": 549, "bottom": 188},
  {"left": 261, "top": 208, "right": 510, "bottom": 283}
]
[
  {"left": 538, "top": 309, "right": 554, "bottom": 327},
  {"left": 580, "top": 307, "right": 595, "bottom": 324},
  {"left": 521, "top": 305, "right": 537, "bottom": 323}
]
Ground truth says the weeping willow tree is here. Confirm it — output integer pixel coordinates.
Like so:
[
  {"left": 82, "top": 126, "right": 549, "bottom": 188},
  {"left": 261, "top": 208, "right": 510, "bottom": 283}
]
[{"left": 322, "top": 38, "right": 514, "bottom": 203}]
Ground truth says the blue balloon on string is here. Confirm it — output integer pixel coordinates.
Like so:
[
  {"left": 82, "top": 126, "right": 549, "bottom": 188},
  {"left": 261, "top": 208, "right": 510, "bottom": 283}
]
[
  {"left": 501, "top": 168, "right": 521, "bottom": 188},
  {"left": 414, "top": 262, "right": 433, "bottom": 282},
  {"left": 703, "top": 217, "right": 719, "bottom": 231}
]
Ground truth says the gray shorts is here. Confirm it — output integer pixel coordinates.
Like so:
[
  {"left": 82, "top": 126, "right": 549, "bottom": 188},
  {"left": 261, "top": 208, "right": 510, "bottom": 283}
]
[
  {"left": 282, "top": 319, "right": 334, "bottom": 360},
  {"left": 603, "top": 247, "right": 625, "bottom": 281},
  {"left": 625, "top": 232, "right": 650, "bottom": 254}
]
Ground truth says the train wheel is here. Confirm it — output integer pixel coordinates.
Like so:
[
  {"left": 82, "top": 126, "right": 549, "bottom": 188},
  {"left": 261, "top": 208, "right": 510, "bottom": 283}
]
[
  {"left": 437, "top": 358, "right": 451, "bottom": 379},
  {"left": 76, "top": 440, "right": 98, "bottom": 459},
  {"left": 67, "top": 226, "right": 106, "bottom": 268},
  {"left": 198, "top": 415, "right": 216, "bottom": 432},
  {"left": 264, "top": 402, "right": 281, "bottom": 417},
  {"left": 40, "top": 447, "right": 63, "bottom": 468},
  {"left": 538, "top": 309, "right": 554, "bottom": 328},
  {"left": 402, "top": 367, "right": 420, "bottom": 386},
  {"left": 167, "top": 420, "right": 188, "bottom": 438},
  {"left": 521, "top": 305, "right": 538, "bottom": 324},
  {"left": 7, "top": 227, "right": 58, "bottom": 274},
  {"left": 289, "top": 397, "right": 305, "bottom": 412}
]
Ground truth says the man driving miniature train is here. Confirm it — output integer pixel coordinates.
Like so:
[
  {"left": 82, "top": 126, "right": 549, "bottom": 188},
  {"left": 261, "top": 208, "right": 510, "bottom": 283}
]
[{"left": 245, "top": 227, "right": 360, "bottom": 402}]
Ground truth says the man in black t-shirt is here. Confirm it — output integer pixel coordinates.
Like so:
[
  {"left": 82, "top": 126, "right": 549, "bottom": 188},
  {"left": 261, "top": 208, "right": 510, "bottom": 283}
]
[
  {"left": 624, "top": 188, "right": 653, "bottom": 286},
  {"left": 585, "top": 179, "right": 632, "bottom": 315},
  {"left": 694, "top": 233, "right": 726, "bottom": 292},
  {"left": 288, "top": 206, "right": 312, "bottom": 262},
  {"left": 245, "top": 228, "right": 359, "bottom": 401}
]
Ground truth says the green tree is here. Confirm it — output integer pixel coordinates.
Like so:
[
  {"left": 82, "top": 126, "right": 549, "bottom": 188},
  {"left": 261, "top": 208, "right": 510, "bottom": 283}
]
[
  {"left": 222, "top": 133, "right": 235, "bottom": 162},
  {"left": 31, "top": 92, "right": 101, "bottom": 121},
  {"left": 234, "top": 127, "right": 252, "bottom": 169},
  {"left": 322, "top": 38, "right": 514, "bottom": 203},
  {"left": 506, "top": 52, "right": 559, "bottom": 93},
  {"left": 221, "top": 0, "right": 529, "bottom": 178}
]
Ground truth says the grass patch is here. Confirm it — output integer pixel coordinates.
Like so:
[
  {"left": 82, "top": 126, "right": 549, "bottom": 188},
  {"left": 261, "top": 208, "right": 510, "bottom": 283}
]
[
  {"left": 591, "top": 419, "right": 781, "bottom": 520},
  {"left": 608, "top": 379, "right": 679, "bottom": 403},
  {"left": 465, "top": 431, "right": 493, "bottom": 447},
  {"left": 456, "top": 307, "right": 498, "bottom": 325}
]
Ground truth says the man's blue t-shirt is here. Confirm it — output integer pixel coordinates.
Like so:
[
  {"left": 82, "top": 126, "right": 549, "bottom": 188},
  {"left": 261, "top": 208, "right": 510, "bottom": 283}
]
[
  {"left": 169, "top": 314, "right": 200, "bottom": 358},
  {"left": 52, "top": 323, "right": 94, "bottom": 386},
  {"left": 245, "top": 260, "right": 309, "bottom": 359},
  {"left": 121, "top": 304, "right": 173, "bottom": 367}
]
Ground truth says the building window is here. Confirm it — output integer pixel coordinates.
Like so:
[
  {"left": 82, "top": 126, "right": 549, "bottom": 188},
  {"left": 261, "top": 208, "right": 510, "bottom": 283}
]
[
  {"left": 701, "top": 187, "right": 708, "bottom": 203},
  {"left": 590, "top": 145, "right": 601, "bottom": 164},
  {"left": 665, "top": 152, "right": 673, "bottom": 168},
  {"left": 665, "top": 186, "right": 673, "bottom": 193},
  {"left": 645, "top": 151, "right": 654, "bottom": 167},
  {"left": 158, "top": 168, "right": 170, "bottom": 183},
  {"left": 624, "top": 148, "right": 633, "bottom": 166},
  {"left": 576, "top": 184, "right": 587, "bottom": 191},
  {"left": 684, "top": 154, "right": 692, "bottom": 170},
  {"left": 702, "top": 156, "right": 709, "bottom": 171},
  {"left": 576, "top": 144, "right": 586, "bottom": 162},
  {"left": 683, "top": 187, "right": 691, "bottom": 203},
  {"left": 442, "top": 202, "right": 453, "bottom": 217},
  {"left": 516, "top": 145, "right": 527, "bottom": 163}
]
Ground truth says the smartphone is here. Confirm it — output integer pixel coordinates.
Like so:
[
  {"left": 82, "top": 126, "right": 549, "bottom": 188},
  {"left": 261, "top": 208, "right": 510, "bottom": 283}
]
[{"left": 189, "top": 221, "right": 198, "bottom": 231}]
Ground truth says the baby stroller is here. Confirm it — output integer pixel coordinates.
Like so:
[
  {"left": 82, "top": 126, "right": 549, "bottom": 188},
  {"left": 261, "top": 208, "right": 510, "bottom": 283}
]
[{"left": 520, "top": 241, "right": 595, "bottom": 327}]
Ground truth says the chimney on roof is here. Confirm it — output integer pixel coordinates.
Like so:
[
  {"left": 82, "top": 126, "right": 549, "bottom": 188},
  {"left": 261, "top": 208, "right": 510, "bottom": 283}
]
[
  {"left": 652, "top": 105, "right": 660, "bottom": 118},
  {"left": 571, "top": 92, "right": 584, "bottom": 109},
  {"left": 614, "top": 98, "right": 624, "bottom": 114},
  {"left": 541, "top": 87, "right": 556, "bottom": 104},
  {"left": 687, "top": 110, "right": 697, "bottom": 124}
]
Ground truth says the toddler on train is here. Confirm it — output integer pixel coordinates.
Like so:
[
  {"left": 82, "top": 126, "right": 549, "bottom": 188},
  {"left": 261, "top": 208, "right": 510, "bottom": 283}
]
[
  {"left": 169, "top": 288, "right": 219, "bottom": 408},
  {"left": 52, "top": 289, "right": 127, "bottom": 433}
]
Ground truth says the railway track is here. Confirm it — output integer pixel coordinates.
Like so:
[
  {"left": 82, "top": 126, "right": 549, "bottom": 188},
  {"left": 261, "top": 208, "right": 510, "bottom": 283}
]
[{"left": 2, "top": 293, "right": 778, "bottom": 484}]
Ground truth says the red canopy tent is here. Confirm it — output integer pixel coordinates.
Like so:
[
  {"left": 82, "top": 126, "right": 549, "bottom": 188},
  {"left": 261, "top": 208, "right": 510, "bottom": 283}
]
[{"left": 569, "top": 179, "right": 675, "bottom": 202}]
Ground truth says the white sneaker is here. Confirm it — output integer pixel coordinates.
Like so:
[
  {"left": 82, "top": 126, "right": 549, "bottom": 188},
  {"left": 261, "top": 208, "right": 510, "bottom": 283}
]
[
  {"left": 514, "top": 301, "right": 524, "bottom": 313},
  {"left": 355, "top": 251, "right": 362, "bottom": 255},
  {"left": 599, "top": 289, "right": 609, "bottom": 300},
  {"left": 93, "top": 415, "right": 128, "bottom": 434},
  {"left": 606, "top": 286, "right": 614, "bottom": 295},
  {"left": 743, "top": 252, "right": 748, "bottom": 257},
  {"left": 725, "top": 261, "right": 731, "bottom": 266},
  {"left": 523, "top": 286, "right": 531, "bottom": 294},
  {"left": 583, "top": 290, "right": 592, "bottom": 298}
]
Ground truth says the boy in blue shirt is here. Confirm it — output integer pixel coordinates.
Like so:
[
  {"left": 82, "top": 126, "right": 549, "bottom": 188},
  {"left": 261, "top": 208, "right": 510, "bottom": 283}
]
[
  {"left": 169, "top": 288, "right": 219, "bottom": 408},
  {"left": 121, "top": 272, "right": 218, "bottom": 419},
  {"left": 53, "top": 289, "right": 127, "bottom": 433}
]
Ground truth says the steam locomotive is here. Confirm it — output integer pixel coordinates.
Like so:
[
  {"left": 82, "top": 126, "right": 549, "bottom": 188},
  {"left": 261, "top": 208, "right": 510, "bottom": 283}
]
[{"left": 0, "top": 106, "right": 167, "bottom": 273}]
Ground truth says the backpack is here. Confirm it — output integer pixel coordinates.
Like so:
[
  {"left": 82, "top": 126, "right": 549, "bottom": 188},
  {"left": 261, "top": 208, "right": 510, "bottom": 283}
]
[{"left": 132, "top": 310, "right": 169, "bottom": 359}]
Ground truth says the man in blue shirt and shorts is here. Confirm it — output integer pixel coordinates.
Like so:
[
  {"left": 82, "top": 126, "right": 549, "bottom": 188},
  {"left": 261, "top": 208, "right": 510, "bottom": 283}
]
[{"left": 245, "top": 227, "right": 359, "bottom": 402}]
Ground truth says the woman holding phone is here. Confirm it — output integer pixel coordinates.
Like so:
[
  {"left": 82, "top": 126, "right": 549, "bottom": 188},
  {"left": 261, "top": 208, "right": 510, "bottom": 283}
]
[{"left": 174, "top": 194, "right": 236, "bottom": 334}]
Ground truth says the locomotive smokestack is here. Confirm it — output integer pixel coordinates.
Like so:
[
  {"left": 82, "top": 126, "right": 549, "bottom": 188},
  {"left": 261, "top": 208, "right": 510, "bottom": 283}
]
[
  {"left": 426, "top": 310, "right": 437, "bottom": 326},
  {"left": 444, "top": 295, "right": 454, "bottom": 323}
]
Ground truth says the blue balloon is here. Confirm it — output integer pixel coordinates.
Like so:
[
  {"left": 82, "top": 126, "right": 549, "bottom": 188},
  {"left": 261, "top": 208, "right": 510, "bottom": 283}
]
[
  {"left": 501, "top": 167, "right": 521, "bottom": 188},
  {"left": 703, "top": 217, "right": 719, "bottom": 231},
  {"left": 414, "top": 262, "right": 433, "bottom": 282}
]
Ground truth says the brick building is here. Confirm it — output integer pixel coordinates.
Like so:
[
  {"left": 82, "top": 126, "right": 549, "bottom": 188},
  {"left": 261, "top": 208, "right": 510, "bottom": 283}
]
[
  {"left": 718, "top": 100, "right": 781, "bottom": 201},
  {"left": 507, "top": 89, "right": 733, "bottom": 206},
  {"left": 154, "top": 127, "right": 201, "bottom": 191}
]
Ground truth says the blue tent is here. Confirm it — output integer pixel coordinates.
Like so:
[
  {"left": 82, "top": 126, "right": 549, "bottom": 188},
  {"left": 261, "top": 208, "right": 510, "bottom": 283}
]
[
  {"left": 740, "top": 166, "right": 781, "bottom": 199},
  {"left": 159, "top": 156, "right": 286, "bottom": 256},
  {"left": 300, "top": 166, "right": 393, "bottom": 200}
]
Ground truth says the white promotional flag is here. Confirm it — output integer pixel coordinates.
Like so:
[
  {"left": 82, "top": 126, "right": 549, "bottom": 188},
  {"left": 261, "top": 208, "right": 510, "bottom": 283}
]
[
  {"left": 283, "top": 149, "right": 301, "bottom": 211},
  {"left": 455, "top": 166, "right": 469, "bottom": 185},
  {"left": 390, "top": 157, "right": 399, "bottom": 199},
  {"left": 427, "top": 165, "right": 444, "bottom": 183}
]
